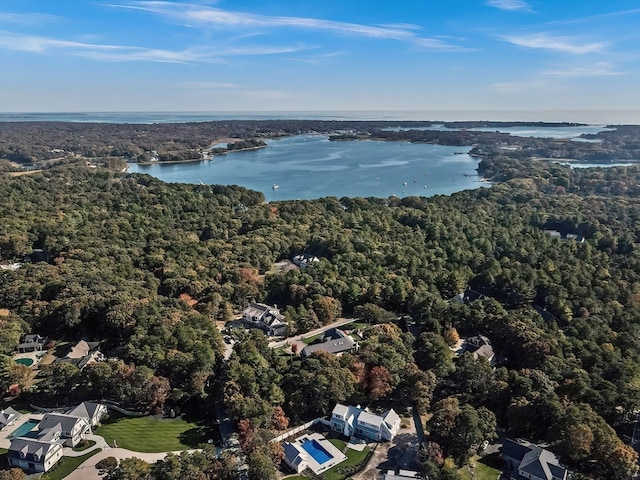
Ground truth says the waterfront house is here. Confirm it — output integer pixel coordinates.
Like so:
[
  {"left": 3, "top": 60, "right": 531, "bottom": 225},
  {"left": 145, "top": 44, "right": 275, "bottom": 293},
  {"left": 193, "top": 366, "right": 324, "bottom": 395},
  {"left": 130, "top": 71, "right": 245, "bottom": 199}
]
[
  {"left": 331, "top": 404, "right": 400, "bottom": 442},
  {"left": 7, "top": 437, "right": 63, "bottom": 473},
  {"left": 242, "top": 303, "right": 287, "bottom": 336}
]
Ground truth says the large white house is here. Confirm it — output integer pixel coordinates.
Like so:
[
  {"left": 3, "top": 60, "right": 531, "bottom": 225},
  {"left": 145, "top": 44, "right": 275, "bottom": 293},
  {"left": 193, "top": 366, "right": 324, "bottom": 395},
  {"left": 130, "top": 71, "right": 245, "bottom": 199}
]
[
  {"left": 7, "top": 438, "right": 63, "bottom": 474},
  {"left": 67, "top": 401, "right": 108, "bottom": 428},
  {"left": 330, "top": 404, "right": 401, "bottom": 442},
  {"left": 37, "top": 413, "right": 91, "bottom": 447},
  {"left": 242, "top": 303, "right": 287, "bottom": 336}
]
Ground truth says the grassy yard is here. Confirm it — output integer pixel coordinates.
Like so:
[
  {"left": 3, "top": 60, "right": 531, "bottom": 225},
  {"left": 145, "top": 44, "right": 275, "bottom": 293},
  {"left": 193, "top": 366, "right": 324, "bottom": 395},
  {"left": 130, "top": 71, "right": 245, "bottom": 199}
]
[
  {"left": 458, "top": 454, "right": 502, "bottom": 480},
  {"left": 302, "top": 334, "right": 322, "bottom": 344},
  {"left": 40, "top": 449, "right": 100, "bottom": 480},
  {"left": 95, "top": 415, "right": 207, "bottom": 453},
  {"left": 322, "top": 440, "right": 371, "bottom": 480}
]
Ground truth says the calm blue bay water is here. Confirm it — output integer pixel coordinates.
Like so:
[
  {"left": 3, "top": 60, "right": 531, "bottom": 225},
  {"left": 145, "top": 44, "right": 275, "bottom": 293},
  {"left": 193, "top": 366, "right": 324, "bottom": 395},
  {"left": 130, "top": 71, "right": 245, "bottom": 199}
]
[{"left": 127, "top": 134, "right": 484, "bottom": 201}]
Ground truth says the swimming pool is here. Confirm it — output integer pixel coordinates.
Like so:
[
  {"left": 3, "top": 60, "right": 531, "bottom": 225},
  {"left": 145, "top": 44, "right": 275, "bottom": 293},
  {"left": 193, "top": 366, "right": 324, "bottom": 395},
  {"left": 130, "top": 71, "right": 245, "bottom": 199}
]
[
  {"left": 301, "top": 438, "right": 333, "bottom": 464},
  {"left": 14, "top": 358, "right": 33, "bottom": 366},
  {"left": 9, "top": 419, "right": 39, "bottom": 439}
]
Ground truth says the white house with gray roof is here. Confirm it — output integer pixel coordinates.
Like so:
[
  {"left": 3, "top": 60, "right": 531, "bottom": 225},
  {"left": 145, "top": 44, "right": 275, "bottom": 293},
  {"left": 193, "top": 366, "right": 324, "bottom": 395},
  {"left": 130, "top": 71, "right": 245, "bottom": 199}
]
[
  {"left": 67, "top": 401, "right": 108, "bottom": 427},
  {"left": 501, "top": 438, "right": 569, "bottom": 480},
  {"left": 7, "top": 437, "right": 63, "bottom": 473},
  {"left": 37, "top": 413, "right": 90, "bottom": 447},
  {"left": 0, "top": 407, "right": 21, "bottom": 430},
  {"left": 242, "top": 303, "right": 287, "bottom": 336},
  {"left": 331, "top": 404, "right": 401, "bottom": 442}
]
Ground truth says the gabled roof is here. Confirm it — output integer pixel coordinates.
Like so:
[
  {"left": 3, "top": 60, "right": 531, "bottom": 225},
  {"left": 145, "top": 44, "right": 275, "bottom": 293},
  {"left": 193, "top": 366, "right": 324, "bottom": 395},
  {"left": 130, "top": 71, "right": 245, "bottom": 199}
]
[
  {"left": 283, "top": 441, "right": 308, "bottom": 470},
  {"left": 358, "top": 410, "right": 384, "bottom": 428},
  {"left": 502, "top": 438, "right": 568, "bottom": 480},
  {"left": 520, "top": 446, "right": 567, "bottom": 480},
  {"left": 8, "top": 437, "right": 60, "bottom": 461},
  {"left": 67, "top": 402, "right": 104, "bottom": 422},
  {"left": 39, "top": 413, "right": 88, "bottom": 434},
  {"left": 37, "top": 424, "right": 62, "bottom": 442},
  {"left": 65, "top": 340, "right": 100, "bottom": 359},
  {"left": 0, "top": 407, "right": 20, "bottom": 427},
  {"left": 383, "top": 409, "right": 400, "bottom": 429},
  {"left": 332, "top": 403, "right": 351, "bottom": 419},
  {"left": 302, "top": 329, "right": 356, "bottom": 356}
]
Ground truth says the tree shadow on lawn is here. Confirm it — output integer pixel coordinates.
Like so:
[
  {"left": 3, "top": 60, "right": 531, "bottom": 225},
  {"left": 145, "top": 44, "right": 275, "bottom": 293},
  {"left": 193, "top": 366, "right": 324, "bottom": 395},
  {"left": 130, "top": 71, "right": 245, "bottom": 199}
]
[
  {"left": 178, "top": 425, "right": 211, "bottom": 448},
  {"left": 478, "top": 451, "right": 503, "bottom": 469}
]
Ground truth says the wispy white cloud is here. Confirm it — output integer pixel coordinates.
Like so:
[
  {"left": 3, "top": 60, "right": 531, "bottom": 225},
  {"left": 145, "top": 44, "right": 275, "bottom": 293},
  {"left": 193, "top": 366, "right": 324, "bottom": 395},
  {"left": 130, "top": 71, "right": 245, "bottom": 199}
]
[
  {"left": 110, "top": 1, "right": 468, "bottom": 51},
  {"left": 546, "top": 8, "right": 640, "bottom": 26},
  {"left": 0, "top": 12, "right": 61, "bottom": 25},
  {"left": 178, "top": 81, "right": 239, "bottom": 89},
  {"left": 500, "top": 33, "right": 606, "bottom": 54},
  {"left": 486, "top": 0, "right": 534, "bottom": 13},
  {"left": 490, "top": 79, "right": 548, "bottom": 93},
  {"left": 0, "top": 31, "right": 310, "bottom": 63},
  {"left": 543, "top": 62, "right": 627, "bottom": 77}
]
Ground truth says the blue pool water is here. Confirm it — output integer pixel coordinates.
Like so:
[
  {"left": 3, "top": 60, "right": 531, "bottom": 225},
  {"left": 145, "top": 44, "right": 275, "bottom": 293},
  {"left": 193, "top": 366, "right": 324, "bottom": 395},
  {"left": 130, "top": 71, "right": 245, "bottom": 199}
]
[
  {"left": 301, "top": 439, "right": 333, "bottom": 464},
  {"left": 9, "top": 419, "right": 39, "bottom": 439}
]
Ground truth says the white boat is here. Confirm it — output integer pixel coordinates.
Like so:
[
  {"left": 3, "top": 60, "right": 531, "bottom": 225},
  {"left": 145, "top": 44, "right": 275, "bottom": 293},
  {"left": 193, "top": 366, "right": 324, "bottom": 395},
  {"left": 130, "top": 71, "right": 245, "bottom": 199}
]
[{"left": 272, "top": 184, "right": 279, "bottom": 190}]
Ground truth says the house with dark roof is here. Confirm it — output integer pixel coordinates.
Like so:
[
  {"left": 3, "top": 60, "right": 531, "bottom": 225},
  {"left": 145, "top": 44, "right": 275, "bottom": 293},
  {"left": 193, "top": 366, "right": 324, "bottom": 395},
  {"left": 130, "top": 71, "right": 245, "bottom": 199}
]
[
  {"left": 501, "top": 438, "right": 569, "bottom": 480},
  {"left": 242, "top": 303, "right": 287, "bottom": 336},
  {"left": 331, "top": 404, "right": 401, "bottom": 442},
  {"left": 465, "top": 334, "right": 495, "bottom": 365},
  {"left": 67, "top": 401, "right": 108, "bottom": 428},
  {"left": 37, "top": 413, "right": 90, "bottom": 447},
  {"left": 7, "top": 437, "right": 63, "bottom": 473},
  {"left": 0, "top": 407, "right": 21, "bottom": 430},
  {"left": 301, "top": 328, "right": 358, "bottom": 357},
  {"left": 16, "top": 334, "right": 46, "bottom": 353}
]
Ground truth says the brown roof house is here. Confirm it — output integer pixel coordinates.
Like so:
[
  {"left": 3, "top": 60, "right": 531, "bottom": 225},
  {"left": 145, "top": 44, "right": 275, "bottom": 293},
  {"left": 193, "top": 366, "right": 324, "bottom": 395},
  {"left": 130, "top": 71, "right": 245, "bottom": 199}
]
[
  {"left": 465, "top": 334, "right": 495, "bottom": 366},
  {"left": 58, "top": 340, "right": 105, "bottom": 370}
]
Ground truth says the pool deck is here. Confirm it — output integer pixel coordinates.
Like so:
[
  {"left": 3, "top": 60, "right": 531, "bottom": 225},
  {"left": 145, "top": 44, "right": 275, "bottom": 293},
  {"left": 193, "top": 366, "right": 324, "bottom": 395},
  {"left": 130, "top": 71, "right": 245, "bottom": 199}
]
[
  {"left": 284, "top": 432, "right": 347, "bottom": 475},
  {"left": 0, "top": 412, "right": 44, "bottom": 449}
]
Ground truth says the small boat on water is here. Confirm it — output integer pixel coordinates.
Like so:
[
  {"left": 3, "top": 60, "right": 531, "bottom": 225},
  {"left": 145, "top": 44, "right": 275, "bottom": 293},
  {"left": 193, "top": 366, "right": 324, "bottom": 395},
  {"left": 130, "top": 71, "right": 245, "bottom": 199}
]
[{"left": 272, "top": 184, "right": 279, "bottom": 190}]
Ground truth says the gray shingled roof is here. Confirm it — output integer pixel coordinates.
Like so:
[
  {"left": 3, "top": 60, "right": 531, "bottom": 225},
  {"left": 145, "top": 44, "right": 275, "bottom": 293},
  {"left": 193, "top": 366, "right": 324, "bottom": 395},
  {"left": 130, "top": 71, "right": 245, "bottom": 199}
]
[{"left": 8, "top": 437, "right": 59, "bottom": 462}]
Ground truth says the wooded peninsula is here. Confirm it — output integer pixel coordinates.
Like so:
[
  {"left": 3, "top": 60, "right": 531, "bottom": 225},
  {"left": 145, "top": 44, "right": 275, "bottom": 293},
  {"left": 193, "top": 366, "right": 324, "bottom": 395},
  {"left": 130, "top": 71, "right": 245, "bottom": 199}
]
[{"left": 0, "top": 120, "right": 639, "bottom": 480}]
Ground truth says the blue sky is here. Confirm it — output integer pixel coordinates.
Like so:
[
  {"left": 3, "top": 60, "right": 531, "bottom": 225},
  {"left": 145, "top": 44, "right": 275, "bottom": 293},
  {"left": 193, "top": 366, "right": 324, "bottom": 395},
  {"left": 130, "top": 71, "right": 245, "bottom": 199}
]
[{"left": 1, "top": 0, "right": 639, "bottom": 120}]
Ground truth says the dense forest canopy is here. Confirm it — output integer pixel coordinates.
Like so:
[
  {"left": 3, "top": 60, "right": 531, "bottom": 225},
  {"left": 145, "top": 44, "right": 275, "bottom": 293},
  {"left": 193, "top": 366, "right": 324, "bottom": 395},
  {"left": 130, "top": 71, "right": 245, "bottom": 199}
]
[{"left": 0, "top": 120, "right": 639, "bottom": 479}]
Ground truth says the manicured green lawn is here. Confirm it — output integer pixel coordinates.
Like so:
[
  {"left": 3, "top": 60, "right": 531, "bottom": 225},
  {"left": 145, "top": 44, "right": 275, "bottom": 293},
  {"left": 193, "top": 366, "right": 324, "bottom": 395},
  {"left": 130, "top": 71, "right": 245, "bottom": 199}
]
[
  {"left": 40, "top": 449, "right": 100, "bottom": 480},
  {"left": 302, "top": 334, "right": 322, "bottom": 344},
  {"left": 458, "top": 455, "right": 502, "bottom": 480},
  {"left": 322, "top": 440, "right": 370, "bottom": 480},
  {"left": 95, "top": 415, "right": 207, "bottom": 453}
]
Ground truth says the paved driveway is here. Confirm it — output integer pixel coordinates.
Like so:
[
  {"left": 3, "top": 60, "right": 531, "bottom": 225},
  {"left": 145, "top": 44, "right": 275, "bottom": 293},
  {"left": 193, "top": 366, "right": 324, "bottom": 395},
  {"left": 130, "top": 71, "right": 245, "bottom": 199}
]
[
  {"left": 63, "top": 447, "right": 185, "bottom": 480},
  {"left": 351, "top": 414, "right": 419, "bottom": 480}
]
